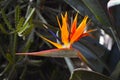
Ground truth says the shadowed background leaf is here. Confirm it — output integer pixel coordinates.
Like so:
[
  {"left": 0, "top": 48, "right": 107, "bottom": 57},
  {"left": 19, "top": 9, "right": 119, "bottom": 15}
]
[
  {"left": 70, "top": 69, "right": 112, "bottom": 80},
  {"left": 0, "top": 0, "right": 120, "bottom": 80}
]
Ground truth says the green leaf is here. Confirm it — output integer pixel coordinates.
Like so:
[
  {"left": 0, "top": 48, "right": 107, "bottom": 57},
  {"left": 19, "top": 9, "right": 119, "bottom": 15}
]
[
  {"left": 1, "top": 9, "right": 13, "bottom": 30},
  {"left": 17, "top": 8, "right": 35, "bottom": 37},
  {"left": 73, "top": 40, "right": 110, "bottom": 73},
  {"left": 0, "top": 23, "right": 8, "bottom": 34},
  {"left": 111, "top": 61, "right": 120, "bottom": 80},
  {"left": 70, "top": 69, "right": 112, "bottom": 80},
  {"left": 16, "top": 48, "right": 79, "bottom": 57},
  {"left": 81, "top": 0, "right": 111, "bottom": 27},
  {"left": 10, "top": 17, "right": 25, "bottom": 34},
  {"left": 77, "top": 52, "right": 99, "bottom": 72},
  {"left": 0, "top": 63, "right": 11, "bottom": 77},
  {"left": 15, "top": 5, "right": 21, "bottom": 27},
  {"left": 64, "top": 0, "right": 92, "bottom": 17},
  {"left": 23, "top": 8, "right": 35, "bottom": 26},
  {"left": 16, "top": 17, "right": 25, "bottom": 30},
  {"left": 18, "top": 22, "right": 29, "bottom": 37},
  {"left": 22, "top": 38, "right": 33, "bottom": 52},
  {"left": 21, "top": 23, "right": 34, "bottom": 37},
  {"left": 6, "top": 54, "right": 14, "bottom": 64}
]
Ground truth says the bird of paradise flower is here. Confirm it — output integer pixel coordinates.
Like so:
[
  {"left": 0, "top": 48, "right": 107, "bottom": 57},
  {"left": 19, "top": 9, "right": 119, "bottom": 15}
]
[{"left": 17, "top": 12, "right": 95, "bottom": 62}]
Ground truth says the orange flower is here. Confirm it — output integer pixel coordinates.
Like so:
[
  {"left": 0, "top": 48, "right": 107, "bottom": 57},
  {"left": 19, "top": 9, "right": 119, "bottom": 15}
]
[
  {"left": 40, "top": 12, "right": 92, "bottom": 49},
  {"left": 17, "top": 12, "right": 95, "bottom": 59}
]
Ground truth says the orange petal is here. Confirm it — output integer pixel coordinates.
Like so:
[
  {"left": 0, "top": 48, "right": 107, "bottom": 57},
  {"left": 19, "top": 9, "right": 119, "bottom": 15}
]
[
  {"left": 70, "top": 13, "right": 78, "bottom": 38},
  {"left": 85, "top": 29, "right": 97, "bottom": 33},
  {"left": 70, "top": 16, "right": 88, "bottom": 44},
  {"left": 75, "top": 29, "right": 96, "bottom": 41},
  {"left": 80, "top": 33, "right": 89, "bottom": 38},
  {"left": 40, "top": 35, "right": 63, "bottom": 48},
  {"left": 61, "top": 12, "right": 69, "bottom": 45}
]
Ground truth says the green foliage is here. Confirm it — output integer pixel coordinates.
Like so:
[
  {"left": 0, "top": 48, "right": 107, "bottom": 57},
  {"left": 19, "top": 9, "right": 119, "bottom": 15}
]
[
  {"left": 0, "top": 0, "right": 120, "bottom": 80},
  {"left": 111, "top": 61, "right": 120, "bottom": 80},
  {"left": 15, "top": 6, "right": 21, "bottom": 27},
  {"left": 0, "top": 24, "right": 8, "bottom": 34},
  {"left": 6, "top": 54, "right": 15, "bottom": 64},
  {"left": 17, "top": 8, "right": 35, "bottom": 38},
  {"left": 16, "top": 17, "right": 25, "bottom": 30},
  {"left": 81, "top": 0, "right": 111, "bottom": 27},
  {"left": 1, "top": 9, "right": 13, "bottom": 30},
  {"left": 0, "top": 4, "right": 35, "bottom": 79},
  {"left": 70, "top": 69, "right": 112, "bottom": 80}
]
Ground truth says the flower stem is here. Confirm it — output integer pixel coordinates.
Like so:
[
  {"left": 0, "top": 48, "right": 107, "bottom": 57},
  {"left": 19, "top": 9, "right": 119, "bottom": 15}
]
[{"left": 64, "top": 57, "right": 74, "bottom": 73}]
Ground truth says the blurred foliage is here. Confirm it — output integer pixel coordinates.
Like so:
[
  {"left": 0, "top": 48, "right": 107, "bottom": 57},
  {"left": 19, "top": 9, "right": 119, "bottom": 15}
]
[
  {"left": 70, "top": 69, "right": 112, "bottom": 80},
  {"left": 0, "top": 0, "right": 120, "bottom": 80}
]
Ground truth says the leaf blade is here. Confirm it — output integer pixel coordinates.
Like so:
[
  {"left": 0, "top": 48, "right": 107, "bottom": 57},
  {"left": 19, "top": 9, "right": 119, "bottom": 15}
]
[{"left": 16, "top": 48, "right": 79, "bottom": 57}]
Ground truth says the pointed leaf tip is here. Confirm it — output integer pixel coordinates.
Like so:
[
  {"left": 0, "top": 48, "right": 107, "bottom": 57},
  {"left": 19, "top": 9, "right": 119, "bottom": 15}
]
[
  {"left": 17, "top": 48, "right": 79, "bottom": 57},
  {"left": 70, "top": 16, "right": 88, "bottom": 44}
]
